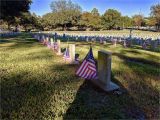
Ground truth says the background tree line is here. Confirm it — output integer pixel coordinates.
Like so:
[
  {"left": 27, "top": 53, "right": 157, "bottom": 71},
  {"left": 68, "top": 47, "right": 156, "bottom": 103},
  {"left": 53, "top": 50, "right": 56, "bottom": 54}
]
[{"left": 0, "top": 0, "right": 160, "bottom": 31}]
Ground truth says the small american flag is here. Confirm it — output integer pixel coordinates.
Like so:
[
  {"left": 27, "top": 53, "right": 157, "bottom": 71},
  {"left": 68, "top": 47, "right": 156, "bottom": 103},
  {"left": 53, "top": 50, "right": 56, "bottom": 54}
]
[
  {"left": 47, "top": 42, "right": 51, "bottom": 48},
  {"left": 53, "top": 42, "right": 58, "bottom": 51},
  {"left": 63, "top": 47, "right": 71, "bottom": 61},
  {"left": 142, "top": 41, "right": 147, "bottom": 49},
  {"left": 42, "top": 39, "right": 46, "bottom": 45},
  {"left": 100, "top": 38, "right": 103, "bottom": 44},
  {"left": 76, "top": 46, "right": 97, "bottom": 80}
]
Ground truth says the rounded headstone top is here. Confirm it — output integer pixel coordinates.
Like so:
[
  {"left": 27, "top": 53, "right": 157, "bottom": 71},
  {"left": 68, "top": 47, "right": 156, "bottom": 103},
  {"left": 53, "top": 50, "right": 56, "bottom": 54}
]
[{"left": 99, "top": 50, "right": 112, "bottom": 55}]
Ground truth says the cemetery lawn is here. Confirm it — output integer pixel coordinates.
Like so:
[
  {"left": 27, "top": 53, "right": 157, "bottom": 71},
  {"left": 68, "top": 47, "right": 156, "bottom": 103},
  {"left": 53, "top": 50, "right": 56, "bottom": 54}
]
[{"left": 0, "top": 33, "right": 160, "bottom": 119}]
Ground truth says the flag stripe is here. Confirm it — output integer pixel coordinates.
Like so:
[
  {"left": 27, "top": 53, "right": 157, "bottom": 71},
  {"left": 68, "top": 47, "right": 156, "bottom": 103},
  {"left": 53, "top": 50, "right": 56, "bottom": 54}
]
[
  {"left": 76, "top": 60, "right": 87, "bottom": 75},
  {"left": 76, "top": 47, "right": 97, "bottom": 80},
  {"left": 77, "top": 61, "right": 88, "bottom": 76},
  {"left": 82, "top": 68, "right": 89, "bottom": 78}
]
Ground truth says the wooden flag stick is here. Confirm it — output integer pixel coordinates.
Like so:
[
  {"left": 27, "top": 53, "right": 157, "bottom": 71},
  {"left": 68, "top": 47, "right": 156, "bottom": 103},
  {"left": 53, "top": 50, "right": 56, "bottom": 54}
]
[{"left": 89, "top": 39, "right": 93, "bottom": 49}]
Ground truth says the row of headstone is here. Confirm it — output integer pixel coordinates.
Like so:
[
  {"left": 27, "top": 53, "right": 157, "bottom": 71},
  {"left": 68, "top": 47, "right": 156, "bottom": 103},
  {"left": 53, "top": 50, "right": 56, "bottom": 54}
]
[
  {"left": 37, "top": 32, "right": 159, "bottom": 42},
  {"left": 33, "top": 33, "right": 120, "bottom": 92},
  {"left": 32, "top": 33, "right": 79, "bottom": 64},
  {"left": 0, "top": 32, "right": 21, "bottom": 37},
  {"left": 53, "top": 31, "right": 160, "bottom": 40},
  {"left": 33, "top": 32, "right": 159, "bottom": 51}
]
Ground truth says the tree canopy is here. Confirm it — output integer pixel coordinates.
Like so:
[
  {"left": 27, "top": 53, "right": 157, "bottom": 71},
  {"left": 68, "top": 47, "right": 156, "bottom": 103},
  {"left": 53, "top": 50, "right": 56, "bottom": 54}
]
[
  {"left": 91, "top": 8, "right": 100, "bottom": 16},
  {"left": 150, "top": 3, "right": 160, "bottom": 31},
  {"left": 132, "top": 14, "right": 144, "bottom": 28},
  {"left": 50, "top": 0, "right": 82, "bottom": 30},
  {"left": 79, "top": 8, "right": 101, "bottom": 30},
  {"left": 101, "top": 9, "right": 121, "bottom": 29},
  {"left": 0, "top": 0, "right": 32, "bottom": 21},
  {"left": 0, "top": 0, "right": 159, "bottom": 31}
]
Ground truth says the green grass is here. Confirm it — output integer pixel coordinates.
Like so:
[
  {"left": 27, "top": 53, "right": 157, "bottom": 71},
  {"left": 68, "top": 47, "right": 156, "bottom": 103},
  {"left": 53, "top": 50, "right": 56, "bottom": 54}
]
[{"left": 0, "top": 33, "right": 160, "bottom": 119}]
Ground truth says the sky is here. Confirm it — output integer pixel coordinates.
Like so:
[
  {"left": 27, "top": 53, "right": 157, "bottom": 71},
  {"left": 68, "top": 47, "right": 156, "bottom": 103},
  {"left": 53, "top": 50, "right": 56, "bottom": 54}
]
[{"left": 30, "top": 0, "right": 159, "bottom": 17}]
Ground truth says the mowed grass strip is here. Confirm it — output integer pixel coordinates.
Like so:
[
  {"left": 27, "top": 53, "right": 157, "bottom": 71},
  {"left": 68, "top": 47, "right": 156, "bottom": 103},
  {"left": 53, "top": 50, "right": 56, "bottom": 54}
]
[{"left": 0, "top": 33, "right": 159, "bottom": 119}]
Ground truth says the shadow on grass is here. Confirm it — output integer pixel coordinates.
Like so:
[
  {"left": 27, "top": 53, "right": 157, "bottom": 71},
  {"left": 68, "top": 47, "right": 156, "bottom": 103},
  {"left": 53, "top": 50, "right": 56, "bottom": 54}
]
[
  {"left": 1, "top": 71, "right": 56, "bottom": 119},
  {"left": 0, "top": 33, "right": 38, "bottom": 44},
  {"left": 0, "top": 34, "right": 56, "bottom": 119},
  {"left": 1, "top": 38, "right": 41, "bottom": 50},
  {"left": 132, "top": 45, "right": 160, "bottom": 53},
  {"left": 63, "top": 72, "right": 146, "bottom": 119},
  {"left": 120, "top": 61, "right": 159, "bottom": 118},
  {"left": 113, "top": 50, "right": 160, "bottom": 118},
  {"left": 112, "top": 52, "right": 160, "bottom": 67},
  {"left": 122, "top": 49, "right": 142, "bottom": 54}
]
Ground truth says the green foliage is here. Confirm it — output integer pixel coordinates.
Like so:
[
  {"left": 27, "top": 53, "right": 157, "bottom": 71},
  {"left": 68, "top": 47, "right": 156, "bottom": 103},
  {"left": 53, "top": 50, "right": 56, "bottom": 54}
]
[
  {"left": 102, "top": 9, "right": 121, "bottom": 29},
  {"left": 42, "top": 13, "right": 59, "bottom": 30},
  {"left": 0, "top": 20, "right": 8, "bottom": 30},
  {"left": 10, "top": 12, "right": 43, "bottom": 32},
  {"left": 145, "top": 17, "right": 157, "bottom": 26},
  {"left": 150, "top": 3, "right": 160, "bottom": 30},
  {"left": 50, "top": 0, "right": 82, "bottom": 30},
  {"left": 32, "top": 13, "right": 44, "bottom": 30},
  {"left": 19, "top": 12, "right": 35, "bottom": 31},
  {"left": 120, "top": 16, "right": 133, "bottom": 28},
  {"left": 91, "top": 8, "right": 100, "bottom": 16},
  {"left": 0, "top": 0, "right": 32, "bottom": 26},
  {"left": 79, "top": 10, "right": 102, "bottom": 30},
  {"left": 132, "top": 14, "right": 144, "bottom": 28}
]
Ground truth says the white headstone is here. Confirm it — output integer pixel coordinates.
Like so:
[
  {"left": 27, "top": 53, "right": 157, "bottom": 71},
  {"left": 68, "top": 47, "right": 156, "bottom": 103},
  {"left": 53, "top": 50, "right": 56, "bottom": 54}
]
[
  {"left": 92, "top": 50, "right": 119, "bottom": 91},
  {"left": 151, "top": 40, "right": 158, "bottom": 50},
  {"left": 50, "top": 38, "right": 54, "bottom": 46},
  {"left": 57, "top": 40, "right": 62, "bottom": 55},
  {"left": 69, "top": 44, "right": 78, "bottom": 64}
]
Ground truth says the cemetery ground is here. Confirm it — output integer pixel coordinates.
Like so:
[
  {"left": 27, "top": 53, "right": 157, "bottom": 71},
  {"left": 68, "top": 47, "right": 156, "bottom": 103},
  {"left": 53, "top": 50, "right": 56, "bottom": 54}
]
[{"left": 0, "top": 33, "right": 160, "bottom": 119}]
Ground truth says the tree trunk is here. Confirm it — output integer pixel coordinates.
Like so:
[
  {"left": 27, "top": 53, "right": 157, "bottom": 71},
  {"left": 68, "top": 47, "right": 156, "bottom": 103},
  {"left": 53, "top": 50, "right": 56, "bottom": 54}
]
[
  {"left": 8, "top": 23, "right": 11, "bottom": 31},
  {"left": 24, "top": 25, "right": 27, "bottom": 32},
  {"left": 158, "top": 24, "right": 160, "bottom": 31},
  {"left": 155, "top": 24, "right": 160, "bottom": 31},
  {"left": 64, "top": 24, "right": 67, "bottom": 31}
]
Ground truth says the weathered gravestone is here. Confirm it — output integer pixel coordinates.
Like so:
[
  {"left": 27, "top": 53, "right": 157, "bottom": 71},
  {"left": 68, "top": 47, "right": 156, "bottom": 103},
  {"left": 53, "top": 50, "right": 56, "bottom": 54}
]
[
  {"left": 69, "top": 44, "right": 75, "bottom": 63},
  {"left": 129, "top": 29, "right": 133, "bottom": 38},
  {"left": 47, "top": 37, "right": 51, "bottom": 48},
  {"left": 76, "top": 36, "right": 78, "bottom": 41},
  {"left": 57, "top": 40, "right": 62, "bottom": 55},
  {"left": 46, "top": 37, "right": 49, "bottom": 45},
  {"left": 119, "top": 37, "right": 122, "bottom": 43},
  {"left": 86, "top": 37, "right": 89, "bottom": 42},
  {"left": 37, "top": 35, "right": 40, "bottom": 41},
  {"left": 92, "top": 50, "right": 119, "bottom": 91},
  {"left": 91, "top": 37, "right": 96, "bottom": 42},
  {"left": 123, "top": 40, "right": 127, "bottom": 48},
  {"left": 151, "top": 40, "right": 158, "bottom": 50},
  {"left": 103, "top": 40, "right": 107, "bottom": 45},
  {"left": 100, "top": 38, "right": 103, "bottom": 44},
  {"left": 69, "top": 44, "right": 79, "bottom": 64},
  {"left": 113, "top": 39, "right": 117, "bottom": 47},
  {"left": 50, "top": 38, "right": 54, "bottom": 46},
  {"left": 142, "top": 41, "right": 147, "bottom": 49},
  {"left": 42, "top": 35, "right": 45, "bottom": 41}
]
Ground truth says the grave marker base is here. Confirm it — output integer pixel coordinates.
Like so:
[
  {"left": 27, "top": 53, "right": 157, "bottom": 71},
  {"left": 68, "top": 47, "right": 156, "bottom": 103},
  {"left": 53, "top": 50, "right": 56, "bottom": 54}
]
[
  {"left": 56, "top": 52, "right": 63, "bottom": 55},
  {"left": 91, "top": 79, "right": 119, "bottom": 92},
  {"left": 71, "top": 61, "right": 79, "bottom": 64}
]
